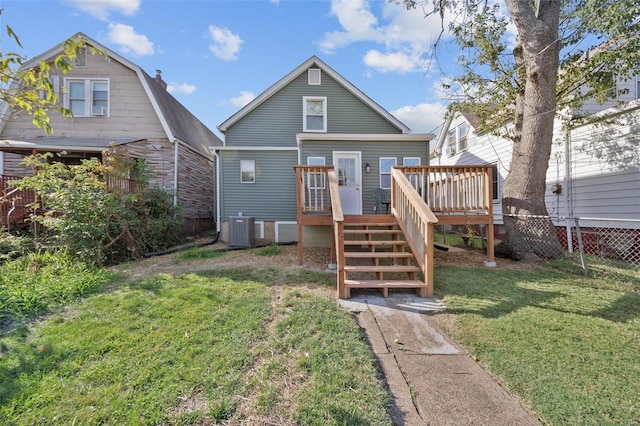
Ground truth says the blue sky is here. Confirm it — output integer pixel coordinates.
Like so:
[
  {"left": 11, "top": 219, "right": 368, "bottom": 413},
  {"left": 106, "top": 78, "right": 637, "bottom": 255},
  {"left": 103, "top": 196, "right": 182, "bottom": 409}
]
[{"left": 1, "top": 0, "right": 462, "bottom": 138}]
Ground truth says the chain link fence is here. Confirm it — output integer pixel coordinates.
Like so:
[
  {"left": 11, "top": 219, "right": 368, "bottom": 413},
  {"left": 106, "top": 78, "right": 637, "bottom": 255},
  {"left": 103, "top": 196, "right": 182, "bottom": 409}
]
[
  {"left": 510, "top": 214, "right": 639, "bottom": 273},
  {"left": 440, "top": 214, "right": 640, "bottom": 274}
]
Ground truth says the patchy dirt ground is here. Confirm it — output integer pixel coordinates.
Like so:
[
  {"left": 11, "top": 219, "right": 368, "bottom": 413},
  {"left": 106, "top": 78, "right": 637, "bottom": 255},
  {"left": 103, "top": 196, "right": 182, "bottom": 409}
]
[{"left": 113, "top": 238, "right": 520, "bottom": 282}]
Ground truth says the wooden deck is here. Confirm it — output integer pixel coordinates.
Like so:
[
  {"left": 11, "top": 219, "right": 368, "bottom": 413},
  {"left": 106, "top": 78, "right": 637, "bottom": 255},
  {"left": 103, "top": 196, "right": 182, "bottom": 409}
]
[{"left": 294, "top": 165, "right": 495, "bottom": 299}]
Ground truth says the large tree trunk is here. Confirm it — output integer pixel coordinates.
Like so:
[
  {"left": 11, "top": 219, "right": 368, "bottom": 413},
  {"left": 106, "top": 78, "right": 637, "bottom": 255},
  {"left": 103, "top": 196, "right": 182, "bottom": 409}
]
[{"left": 499, "top": 0, "right": 564, "bottom": 260}]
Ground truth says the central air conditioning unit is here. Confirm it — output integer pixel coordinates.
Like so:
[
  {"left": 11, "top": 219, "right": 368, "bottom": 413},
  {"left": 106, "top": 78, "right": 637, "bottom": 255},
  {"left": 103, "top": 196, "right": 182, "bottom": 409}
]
[
  {"left": 92, "top": 106, "right": 106, "bottom": 116},
  {"left": 229, "top": 216, "right": 255, "bottom": 248}
]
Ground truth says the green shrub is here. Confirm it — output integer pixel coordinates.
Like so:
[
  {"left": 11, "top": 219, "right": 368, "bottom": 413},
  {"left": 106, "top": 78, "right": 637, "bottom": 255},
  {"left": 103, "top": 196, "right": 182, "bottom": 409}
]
[
  {"left": 13, "top": 152, "right": 184, "bottom": 266},
  {"left": 0, "top": 230, "right": 30, "bottom": 264}
]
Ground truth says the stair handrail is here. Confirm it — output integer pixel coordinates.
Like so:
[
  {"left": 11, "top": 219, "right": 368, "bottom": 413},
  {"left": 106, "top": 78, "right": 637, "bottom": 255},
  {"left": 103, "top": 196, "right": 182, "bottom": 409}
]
[
  {"left": 391, "top": 168, "right": 438, "bottom": 296},
  {"left": 326, "top": 168, "right": 347, "bottom": 298}
]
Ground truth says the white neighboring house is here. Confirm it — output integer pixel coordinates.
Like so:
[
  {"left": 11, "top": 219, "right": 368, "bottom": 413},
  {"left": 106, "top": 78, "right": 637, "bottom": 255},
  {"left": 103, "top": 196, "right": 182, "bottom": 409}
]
[{"left": 430, "top": 82, "right": 640, "bottom": 254}]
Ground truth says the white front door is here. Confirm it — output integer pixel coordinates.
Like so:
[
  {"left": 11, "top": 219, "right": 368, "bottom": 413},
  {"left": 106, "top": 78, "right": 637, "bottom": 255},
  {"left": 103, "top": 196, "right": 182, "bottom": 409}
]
[{"left": 333, "top": 151, "right": 362, "bottom": 215}]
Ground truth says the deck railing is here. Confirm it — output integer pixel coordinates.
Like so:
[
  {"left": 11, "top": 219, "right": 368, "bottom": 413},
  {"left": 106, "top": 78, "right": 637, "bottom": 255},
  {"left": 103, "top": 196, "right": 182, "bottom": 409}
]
[
  {"left": 293, "top": 165, "right": 333, "bottom": 214},
  {"left": 390, "top": 168, "right": 438, "bottom": 296},
  {"left": 396, "top": 165, "right": 493, "bottom": 214}
]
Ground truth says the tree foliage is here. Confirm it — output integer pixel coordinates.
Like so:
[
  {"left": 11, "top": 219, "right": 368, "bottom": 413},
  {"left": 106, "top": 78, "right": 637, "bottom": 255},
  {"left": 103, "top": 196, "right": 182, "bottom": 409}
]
[
  {"left": 403, "top": 0, "right": 640, "bottom": 131},
  {"left": 401, "top": 0, "right": 639, "bottom": 259},
  {"left": 0, "top": 23, "right": 103, "bottom": 134},
  {"left": 14, "top": 150, "right": 184, "bottom": 266}
]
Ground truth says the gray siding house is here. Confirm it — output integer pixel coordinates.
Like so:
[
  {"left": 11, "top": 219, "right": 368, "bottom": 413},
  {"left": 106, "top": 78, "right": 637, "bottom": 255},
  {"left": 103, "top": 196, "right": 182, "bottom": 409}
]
[
  {"left": 0, "top": 33, "right": 222, "bottom": 233},
  {"left": 216, "top": 56, "right": 433, "bottom": 245}
]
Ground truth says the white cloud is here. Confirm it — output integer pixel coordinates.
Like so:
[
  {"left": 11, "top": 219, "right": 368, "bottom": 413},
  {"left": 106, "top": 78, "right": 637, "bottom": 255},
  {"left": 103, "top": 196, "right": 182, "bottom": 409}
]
[
  {"left": 208, "top": 26, "right": 243, "bottom": 61},
  {"left": 107, "top": 23, "right": 154, "bottom": 57},
  {"left": 167, "top": 82, "right": 196, "bottom": 95},
  {"left": 391, "top": 102, "right": 447, "bottom": 134},
  {"left": 320, "top": 0, "right": 455, "bottom": 74},
  {"left": 64, "top": 0, "right": 140, "bottom": 20},
  {"left": 319, "top": 0, "right": 382, "bottom": 52},
  {"left": 270, "top": 0, "right": 280, "bottom": 4},
  {"left": 230, "top": 90, "right": 256, "bottom": 108},
  {"left": 363, "top": 50, "right": 418, "bottom": 73}
]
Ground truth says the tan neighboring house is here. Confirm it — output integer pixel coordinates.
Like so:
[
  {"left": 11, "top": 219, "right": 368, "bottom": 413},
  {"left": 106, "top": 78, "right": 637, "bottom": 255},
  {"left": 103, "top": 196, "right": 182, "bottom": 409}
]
[{"left": 0, "top": 33, "right": 222, "bottom": 233}]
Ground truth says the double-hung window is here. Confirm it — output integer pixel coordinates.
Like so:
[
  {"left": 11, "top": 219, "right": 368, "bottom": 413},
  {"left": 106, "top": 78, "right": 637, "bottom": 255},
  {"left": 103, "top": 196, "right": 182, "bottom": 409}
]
[
  {"left": 379, "top": 157, "right": 397, "bottom": 189},
  {"left": 303, "top": 96, "right": 327, "bottom": 132},
  {"left": 447, "top": 123, "right": 469, "bottom": 156},
  {"left": 240, "top": 160, "right": 255, "bottom": 183},
  {"left": 491, "top": 164, "right": 499, "bottom": 201},
  {"left": 66, "top": 78, "right": 109, "bottom": 117}
]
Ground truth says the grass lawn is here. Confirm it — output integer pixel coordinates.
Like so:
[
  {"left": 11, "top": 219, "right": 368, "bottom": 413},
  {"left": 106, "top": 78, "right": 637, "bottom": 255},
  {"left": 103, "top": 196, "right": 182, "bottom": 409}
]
[
  {"left": 1, "top": 242, "right": 638, "bottom": 425},
  {"left": 434, "top": 255, "right": 640, "bottom": 425},
  {"left": 0, "top": 251, "right": 392, "bottom": 425}
]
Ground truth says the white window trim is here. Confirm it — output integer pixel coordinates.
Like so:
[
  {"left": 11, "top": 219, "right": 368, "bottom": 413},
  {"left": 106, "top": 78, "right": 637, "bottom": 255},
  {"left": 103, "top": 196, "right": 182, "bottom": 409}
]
[
  {"left": 491, "top": 164, "right": 500, "bottom": 202},
  {"left": 303, "top": 96, "right": 327, "bottom": 133},
  {"left": 446, "top": 123, "right": 470, "bottom": 157},
  {"left": 379, "top": 157, "right": 397, "bottom": 189},
  {"left": 308, "top": 69, "right": 321, "bottom": 85},
  {"left": 240, "top": 160, "right": 256, "bottom": 184},
  {"left": 402, "top": 157, "right": 421, "bottom": 166},
  {"left": 64, "top": 78, "right": 110, "bottom": 117}
]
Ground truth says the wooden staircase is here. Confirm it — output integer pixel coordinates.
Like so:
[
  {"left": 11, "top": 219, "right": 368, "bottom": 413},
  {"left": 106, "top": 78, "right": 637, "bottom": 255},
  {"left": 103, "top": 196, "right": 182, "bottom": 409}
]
[{"left": 339, "top": 215, "right": 430, "bottom": 298}]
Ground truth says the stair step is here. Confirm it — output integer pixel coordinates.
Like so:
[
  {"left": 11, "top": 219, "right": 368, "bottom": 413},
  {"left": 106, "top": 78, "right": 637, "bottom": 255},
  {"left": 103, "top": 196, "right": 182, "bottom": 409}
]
[
  {"left": 344, "top": 279, "right": 426, "bottom": 289},
  {"left": 343, "top": 222, "right": 396, "bottom": 228},
  {"left": 344, "top": 252, "right": 414, "bottom": 259},
  {"left": 344, "top": 229, "right": 402, "bottom": 235},
  {"left": 344, "top": 265, "right": 421, "bottom": 273},
  {"left": 343, "top": 240, "right": 406, "bottom": 246}
]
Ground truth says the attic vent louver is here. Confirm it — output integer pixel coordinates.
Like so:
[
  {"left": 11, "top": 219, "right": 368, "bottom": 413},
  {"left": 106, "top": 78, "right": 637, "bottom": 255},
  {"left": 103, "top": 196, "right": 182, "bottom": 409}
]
[{"left": 308, "top": 69, "right": 321, "bottom": 85}]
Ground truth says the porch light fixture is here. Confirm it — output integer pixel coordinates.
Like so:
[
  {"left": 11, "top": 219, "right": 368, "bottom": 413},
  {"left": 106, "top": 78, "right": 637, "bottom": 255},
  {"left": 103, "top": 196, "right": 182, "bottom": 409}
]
[{"left": 365, "top": 163, "right": 371, "bottom": 173}]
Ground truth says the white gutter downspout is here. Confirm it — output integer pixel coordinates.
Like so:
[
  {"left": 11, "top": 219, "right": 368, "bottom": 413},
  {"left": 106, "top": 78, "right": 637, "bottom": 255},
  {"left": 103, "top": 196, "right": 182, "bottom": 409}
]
[
  {"left": 173, "top": 139, "right": 179, "bottom": 207},
  {"left": 213, "top": 150, "right": 221, "bottom": 233}
]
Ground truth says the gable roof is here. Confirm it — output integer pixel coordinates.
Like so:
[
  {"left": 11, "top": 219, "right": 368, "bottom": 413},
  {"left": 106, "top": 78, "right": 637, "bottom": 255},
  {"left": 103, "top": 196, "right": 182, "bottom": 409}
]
[
  {"left": 217, "top": 55, "right": 410, "bottom": 134},
  {"left": 6, "top": 32, "right": 221, "bottom": 159}
]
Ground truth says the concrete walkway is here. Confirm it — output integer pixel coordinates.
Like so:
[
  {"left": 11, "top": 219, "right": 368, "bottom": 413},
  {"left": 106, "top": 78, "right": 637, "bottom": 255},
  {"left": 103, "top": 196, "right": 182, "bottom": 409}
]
[{"left": 339, "top": 294, "right": 541, "bottom": 426}]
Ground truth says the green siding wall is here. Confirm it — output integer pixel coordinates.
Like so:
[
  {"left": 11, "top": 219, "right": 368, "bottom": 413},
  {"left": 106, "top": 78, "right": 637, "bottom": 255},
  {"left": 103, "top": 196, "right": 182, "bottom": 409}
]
[
  {"left": 301, "top": 140, "right": 429, "bottom": 215},
  {"left": 225, "top": 68, "right": 402, "bottom": 147},
  {"left": 220, "top": 150, "right": 298, "bottom": 221}
]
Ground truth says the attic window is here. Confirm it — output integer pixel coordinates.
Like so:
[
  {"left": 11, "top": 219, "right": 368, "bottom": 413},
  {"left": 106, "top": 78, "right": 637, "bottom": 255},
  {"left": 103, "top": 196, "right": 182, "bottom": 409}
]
[
  {"left": 308, "top": 69, "right": 321, "bottom": 85},
  {"left": 74, "top": 48, "right": 87, "bottom": 68}
]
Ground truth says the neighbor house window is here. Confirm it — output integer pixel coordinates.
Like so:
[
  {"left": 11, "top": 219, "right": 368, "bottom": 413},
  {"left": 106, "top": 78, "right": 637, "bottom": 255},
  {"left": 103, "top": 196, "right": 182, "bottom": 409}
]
[
  {"left": 307, "top": 156, "right": 325, "bottom": 189},
  {"left": 38, "top": 75, "right": 60, "bottom": 101},
  {"left": 636, "top": 74, "right": 640, "bottom": 99},
  {"left": 379, "top": 157, "right": 397, "bottom": 189},
  {"left": 65, "top": 78, "right": 109, "bottom": 117},
  {"left": 308, "top": 69, "right": 321, "bottom": 85},
  {"left": 491, "top": 164, "right": 499, "bottom": 201},
  {"left": 447, "top": 123, "right": 469, "bottom": 156},
  {"left": 74, "top": 48, "right": 87, "bottom": 67},
  {"left": 240, "top": 160, "right": 255, "bottom": 183},
  {"left": 303, "top": 96, "right": 327, "bottom": 132}
]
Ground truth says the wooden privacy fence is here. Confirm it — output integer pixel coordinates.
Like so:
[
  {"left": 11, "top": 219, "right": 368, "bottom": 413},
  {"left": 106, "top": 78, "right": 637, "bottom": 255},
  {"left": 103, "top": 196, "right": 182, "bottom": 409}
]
[{"left": 0, "top": 175, "right": 35, "bottom": 228}]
